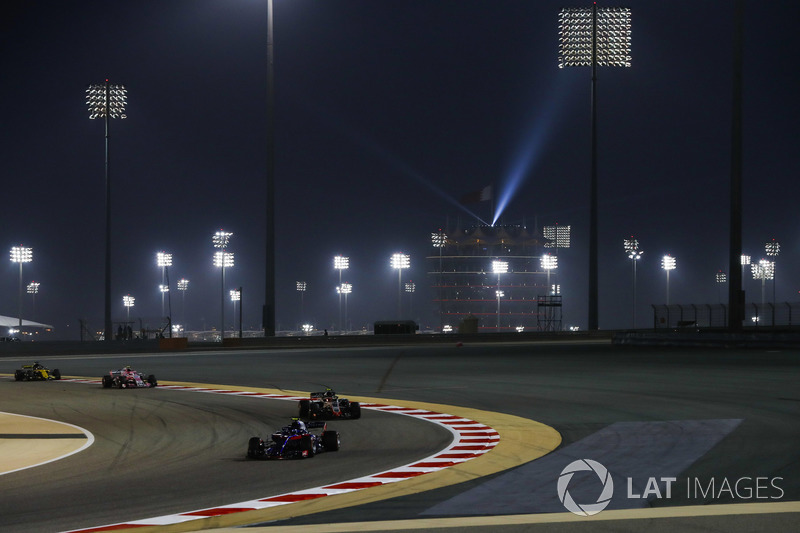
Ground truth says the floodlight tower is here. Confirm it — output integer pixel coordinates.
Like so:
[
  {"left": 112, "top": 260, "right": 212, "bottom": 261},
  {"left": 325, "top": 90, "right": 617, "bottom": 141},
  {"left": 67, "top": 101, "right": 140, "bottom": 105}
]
[
  {"left": 177, "top": 278, "right": 189, "bottom": 329},
  {"left": 10, "top": 246, "right": 33, "bottom": 334},
  {"left": 492, "top": 260, "right": 508, "bottom": 330},
  {"left": 156, "top": 252, "right": 172, "bottom": 317},
  {"left": 337, "top": 283, "right": 352, "bottom": 332},
  {"left": 391, "top": 253, "right": 410, "bottom": 316},
  {"left": 230, "top": 289, "right": 241, "bottom": 336},
  {"left": 27, "top": 281, "right": 40, "bottom": 321},
  {"left": 716, "top": 271, "right": 727, "bottom": 304},
  {"left": 431, "top": 230, "right": 447, "bottom": 329},
  {"left": 333, "top": 255, "right": 349, "bottom": 334},
  {"left": 540, "top": 254, "right": 558, "bottom": 294},
  {"left": 765, "top": 239, "right": 780, "bottom": 307},
  {"left": 213, "top": 230, "right": 234, "bottom": 341},
  {"left": 751, "top": 259, "right": 774, "bottom": 306},
  {"left": 623, "top": 238, "right": 643, "bottom": 328},
  {"left": 405, "top": 281, "right": 415, "bottom": 319},
  {"left": 296, "top": 281, "right": 307, "bottom": 322},
  {"left": 86, "top": 79, "right": 127, "bottom": 342},
  {"left": 123, "top": 294, "right": 135, "bottom": 322},
  {"left": 495, "top": 290, "right": 505, "bottom": 329},
  {"left": 661, "top": 255, "right": 677, "bottom": 305},
  {"left": 559, "top": 5, "right": 631, "bottom": 330},
  {"left": 264, "top": 0, "right": 276, "bottom": 338}
]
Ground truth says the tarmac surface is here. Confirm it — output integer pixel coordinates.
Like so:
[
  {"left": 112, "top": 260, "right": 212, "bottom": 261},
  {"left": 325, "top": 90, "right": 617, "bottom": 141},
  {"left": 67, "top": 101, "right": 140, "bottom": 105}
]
[{"left": 1, "top": 339, "right": 798, "bottom": 531}]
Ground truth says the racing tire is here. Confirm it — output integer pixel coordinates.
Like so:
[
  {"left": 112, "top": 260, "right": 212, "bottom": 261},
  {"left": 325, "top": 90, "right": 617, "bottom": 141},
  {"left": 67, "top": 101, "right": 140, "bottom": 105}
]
[
  {"left": 52, "top": 369, "right": 61, "bottom": 380},
  {"left": 298, "top": 399, "right": 310, "bottom": 419},
  {"left": 322, "top": 430, "right": 340, "bottom": 451},
  {"left": 102, "top": 376, "right": 113, "bottom": 389},
  {"left": 301, "top": 435, "right": 315, "bottom": 458},
  {"left": 349, "top": 402, "right": 361, "bottom": 419},
  {"left": 147, "top": 374, "right": 157, "bottom": 387},
  {"left": 247, "top": 437, "right": 264, "bottom": 459},
  {"left": 14, "top": 370, "right": 23, "bottom": 381}
]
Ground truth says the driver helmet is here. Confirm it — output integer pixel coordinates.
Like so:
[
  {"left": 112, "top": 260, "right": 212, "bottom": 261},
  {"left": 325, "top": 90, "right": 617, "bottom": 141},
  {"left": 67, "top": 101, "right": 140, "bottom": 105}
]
[{"left": 290, "top": 419, "right": 306, "bottom": 432}]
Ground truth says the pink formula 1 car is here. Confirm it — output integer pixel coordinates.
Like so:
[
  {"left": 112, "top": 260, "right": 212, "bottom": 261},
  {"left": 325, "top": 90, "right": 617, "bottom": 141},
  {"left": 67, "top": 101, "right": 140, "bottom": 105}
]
[{"left": 101, "top": 366, "right": 157, "bottom": 388}]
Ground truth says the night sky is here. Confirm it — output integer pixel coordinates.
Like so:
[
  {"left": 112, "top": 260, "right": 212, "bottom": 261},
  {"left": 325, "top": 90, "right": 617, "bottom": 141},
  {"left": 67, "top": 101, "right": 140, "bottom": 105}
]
[{"left": 2, "top": 1, "right": 798, "bottom": 339}]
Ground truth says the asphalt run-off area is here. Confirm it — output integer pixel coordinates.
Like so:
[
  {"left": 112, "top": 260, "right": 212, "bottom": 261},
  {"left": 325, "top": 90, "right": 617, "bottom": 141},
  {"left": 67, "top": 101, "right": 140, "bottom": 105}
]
[{"left": 0, "top": 337, "right": 798, "bottom": 532}]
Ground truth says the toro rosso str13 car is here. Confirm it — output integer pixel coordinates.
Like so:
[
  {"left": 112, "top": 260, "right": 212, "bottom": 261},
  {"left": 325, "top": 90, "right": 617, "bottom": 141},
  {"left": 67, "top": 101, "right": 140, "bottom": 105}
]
[
  {"left": 247, "top": 419, "right": 340, "bottom": 460},
  {"left": 298, "top": 388, "right": 361, "bottom": 420},
  {"left": 15, "top": 362, "right": 61, "bottom": 381},
  {"left": 102, "top": 366, "right": 157, "bottom": 388}
]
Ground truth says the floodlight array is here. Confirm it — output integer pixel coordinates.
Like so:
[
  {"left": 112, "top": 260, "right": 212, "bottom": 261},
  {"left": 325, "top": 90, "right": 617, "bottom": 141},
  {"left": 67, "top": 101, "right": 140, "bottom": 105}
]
[
  {"left": 431, "top": 231, "right": 448, "bottom": 248},
  {"left": 492, "top": 260, "right": 509, "bottom": 274},
  {"left": 27, "top": 281, "right": 40, "bottom": 294},
  {"left": 230, "top": 289, "right": 241, "bottom": 302},
  {"left": 86, "top": 83, "right": 128, "bottom": 119},
  {"left": 159, "top": 284, "right": 169, "bottom": 293},
  {"left": 10, "top": 246, "right": 32, "bottom": 263},
  {"left": 334, "top": 255, "right": 349, "bottom": 270},
  {"left": 338, "top": 283, "right": 352, "bottom": 295},
  {"left": 740, "top": 254, "right": 751, "bottom": 266},
  {"left": 177, "top": 279, "right": 189, "bottom": 291},
  {"left": 296, "top": 281, "right": 307, "bottom": 292},
  {"left": 541, "top": 254, "right": 558, "bottom": 271},
  {"left": 751, "top": 259, "right": 774, "bottom": 281},
  {"left": 544, "top": 225, "right": 571, "bottom": 248},
  {"left": 716, "top": 271, "right": 727, "bottom": 283},
  {"left": 213, "top": 231, "right": 233, "bottom": 248},
  {"left": 661, "top": 255, "right": 676, "bottom": 271},
  {"left": 558, "top": 7, "right": 631, "bottom": 68},
  {"left": 765, "top": 240, "right": 780, "bottom": 257},
  {"left": 123, "top": 295, "right": 135, "bottom": 307},
  {"left": 624, "top": 238, "right": 642, "bottom": 260},
  {"left": 391, "top": 253, "right": 410, "bottom": 270},
  {"left": 213, "top": 251, "right": 234, "bottom": 268},
  {"left": 404, "top": 282, "right": 415, "bottom": 293},
  {"left": 156, "top": 251, "right": 173, "bottom": 267}
]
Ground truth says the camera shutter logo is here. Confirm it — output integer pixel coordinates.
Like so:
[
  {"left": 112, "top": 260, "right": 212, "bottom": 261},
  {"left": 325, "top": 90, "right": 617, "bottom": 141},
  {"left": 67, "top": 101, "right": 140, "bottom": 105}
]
[{"left": 557, "top": 459, "right": 614, "bottom": 516}]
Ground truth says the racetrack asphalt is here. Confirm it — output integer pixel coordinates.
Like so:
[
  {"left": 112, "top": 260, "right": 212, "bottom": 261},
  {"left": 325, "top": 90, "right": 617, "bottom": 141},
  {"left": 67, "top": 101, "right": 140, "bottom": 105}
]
[{"left": 1, "top": 339, "right": 799, "bottom": 531}]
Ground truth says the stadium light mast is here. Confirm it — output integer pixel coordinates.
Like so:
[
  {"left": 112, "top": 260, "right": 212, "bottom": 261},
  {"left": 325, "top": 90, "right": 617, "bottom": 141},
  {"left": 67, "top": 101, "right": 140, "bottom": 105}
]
[
  {"left": 728, "top": 0, "right": 745, "bottom": 332},
  {"left": 10, "top": 246, "right": 33, "bottom": 335},
  {"left": 432, "top": 230, "right": 447, "bottom": 330},
  {"left": 123, "top": 294, "right": 135, "bottom": 322},
  {"left": 391, "top": 253, "right": 410, "bottom": 317},
  {"left": 337, "top": 283, "right": 352, "bottom": 333},
  {"left": 540, "top": 254, "right": 558, "bottom": 294},
  {"left": 230, "top": 289, "right": 241, "bottom": 336},
  {"left": 559, "top": 4, "right": 631, "bottom": 330},
  {"left": 296, "top": 281, "right": 307, "bottom": 323},
  {"left": 661, "top": 254, "right": 677, "bottom": 305},
  {"left": 765, "top": 239, "right": 780, "bottom": 307},
  {"left": 177, "top": 278, "right": 189, "bottom": 329},
  {"left": 27, "top": 281, "right": 40, "bottom": 321},
  {"left": 333, "top": 255, "right": 349, "bottom": 334},
  {"left": 751, "top": 259, "right": 774, "bottom": 307},
  {"left": 492, "top": 260, "right": 508, "bottom": 331},
  {"left": 156, "top": 251, "right": 172, "bottom": 318},
  {"left": 213, "top": 230, "right": 234, "bottom": 341},
  {"left": 624, "top": 237, "right": 643, "bottom": 328},
  {"left": 86, "top": 79, "right": 127, "bottom": 342},
  {"left": 716, "top": 271, "right": 727, "bottom": 304},
  {"left": 264, "top": 0, "right": 276, "bottom": 338}
]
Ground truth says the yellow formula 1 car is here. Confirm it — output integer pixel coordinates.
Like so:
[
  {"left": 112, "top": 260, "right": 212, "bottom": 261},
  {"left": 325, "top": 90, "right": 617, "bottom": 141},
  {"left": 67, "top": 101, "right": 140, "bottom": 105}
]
[{"left": 14, "top": 362, "right": 61, "bottom": 381}]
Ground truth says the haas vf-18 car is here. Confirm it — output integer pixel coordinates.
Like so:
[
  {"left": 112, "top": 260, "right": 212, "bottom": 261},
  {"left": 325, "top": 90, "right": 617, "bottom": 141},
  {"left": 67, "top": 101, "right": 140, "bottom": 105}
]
[{"left": 298, "top": 389, "right": 361, "bottom": 420}]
